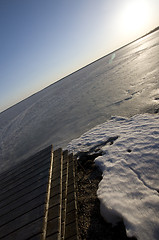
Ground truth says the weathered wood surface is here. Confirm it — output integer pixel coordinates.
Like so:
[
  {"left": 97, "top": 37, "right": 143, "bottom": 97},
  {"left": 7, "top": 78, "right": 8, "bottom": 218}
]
[
  {"left": 0, "top": 146, "right": 78, "bottom": 239},
  {"left": 0, "top": 145, "right": 53, "bottom": 240},
  {"left": 45, "top": 148, "right": 63, "bottom": 240}
]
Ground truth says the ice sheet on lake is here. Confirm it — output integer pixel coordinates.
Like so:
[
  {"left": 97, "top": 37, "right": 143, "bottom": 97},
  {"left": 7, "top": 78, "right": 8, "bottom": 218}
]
[
  {"left": 67, "top": 114, "right": 159, "bottom": 240},
  {"left": 0, "top": 31, "right": 159, "bottom": 173}
]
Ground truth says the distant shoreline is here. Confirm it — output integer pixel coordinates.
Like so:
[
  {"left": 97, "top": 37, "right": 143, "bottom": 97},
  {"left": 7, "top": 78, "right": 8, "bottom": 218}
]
[
  {"left": 1, "top": 26, "right": 159, "bottom": 115},
  {"left": 52, "top": 26, "right": 159, "bottom": 88},
  {"left": 54, "top": 26, "right": 159, "bottom": 84}
]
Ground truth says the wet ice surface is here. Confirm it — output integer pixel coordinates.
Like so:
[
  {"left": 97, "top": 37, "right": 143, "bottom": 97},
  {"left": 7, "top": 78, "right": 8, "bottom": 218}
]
[
  {"left": 67, "top": 114, "right": 159, "bottom": 240},
  {"left": 0, "top": 31, "right": 159, "bottom": 172}
]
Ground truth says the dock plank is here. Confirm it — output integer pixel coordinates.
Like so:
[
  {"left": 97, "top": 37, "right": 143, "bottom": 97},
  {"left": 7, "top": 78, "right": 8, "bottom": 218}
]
[
  {"left": 0, "top": 158, "right": 51, "bottom": 192},
  {"left": 0, "top": 170, "right": 49, "bottom": 206},
  {"left": 0, "top": 146, "right": 52, "bottom": 182},
  {"left": 0, "top": 205, "right": 45, "bottom": 239},
  {"left": 1, "top": 218, "right": 44, "bottom": 240}
]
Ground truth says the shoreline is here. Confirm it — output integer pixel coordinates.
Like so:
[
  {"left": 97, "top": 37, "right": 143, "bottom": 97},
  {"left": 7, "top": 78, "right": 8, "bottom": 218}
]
[
  {"left": 76, "top": 150, "right": 137, "bottom": 240},
  {"left": 67, "top": 113, "right": 159, "bottom": 240}
]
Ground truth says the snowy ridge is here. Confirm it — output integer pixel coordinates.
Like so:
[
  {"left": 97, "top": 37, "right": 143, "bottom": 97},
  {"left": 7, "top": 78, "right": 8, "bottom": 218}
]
[{"left": 67, "top": 114, "right": 159, "bottom": 240}]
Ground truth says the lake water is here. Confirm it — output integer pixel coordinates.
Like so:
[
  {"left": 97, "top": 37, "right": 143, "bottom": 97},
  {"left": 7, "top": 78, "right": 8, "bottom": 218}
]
[{"left": 0, "top": 30, "right": 159, "bottom": 172}]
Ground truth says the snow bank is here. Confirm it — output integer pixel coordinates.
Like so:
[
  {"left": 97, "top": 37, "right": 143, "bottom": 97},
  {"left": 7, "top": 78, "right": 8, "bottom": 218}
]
[{"left": 67, "top": 114, "right": 159, "bottom": 240}]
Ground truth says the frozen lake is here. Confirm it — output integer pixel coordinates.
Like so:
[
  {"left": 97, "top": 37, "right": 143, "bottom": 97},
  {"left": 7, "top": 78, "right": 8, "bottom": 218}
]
[{"left": 0, "top": 30, "right": 159, "bottom": 172}]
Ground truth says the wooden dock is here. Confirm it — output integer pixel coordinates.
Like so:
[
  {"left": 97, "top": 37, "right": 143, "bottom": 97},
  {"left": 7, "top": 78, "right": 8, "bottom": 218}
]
[{"left": 0, "top": 146, "right": 78, "bottom": 240}]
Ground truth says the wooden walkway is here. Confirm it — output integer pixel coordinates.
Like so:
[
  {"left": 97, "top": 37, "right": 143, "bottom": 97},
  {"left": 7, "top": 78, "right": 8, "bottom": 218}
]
[{"left": 0, "top": 146, "right": 78, "bottom": 240}]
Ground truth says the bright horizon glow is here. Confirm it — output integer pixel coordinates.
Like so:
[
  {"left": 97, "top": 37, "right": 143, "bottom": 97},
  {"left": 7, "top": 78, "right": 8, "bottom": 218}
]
[
  {"left": 120, "top": 0, "right": 152, "bottom": 37},
  {"left": 0, "top": 0, "right": 159, "bottom": 113}
]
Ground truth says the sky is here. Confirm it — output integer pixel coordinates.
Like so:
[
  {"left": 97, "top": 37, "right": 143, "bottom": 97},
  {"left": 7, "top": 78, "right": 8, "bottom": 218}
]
[{"left": 0, "top": 0, "right": 159, "bottom": 112}]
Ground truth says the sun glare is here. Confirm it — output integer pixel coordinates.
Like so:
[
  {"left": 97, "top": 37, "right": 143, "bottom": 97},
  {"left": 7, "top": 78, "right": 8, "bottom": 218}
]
[{"left": 120, "top": 0, "right": 151, "bottom": 36}]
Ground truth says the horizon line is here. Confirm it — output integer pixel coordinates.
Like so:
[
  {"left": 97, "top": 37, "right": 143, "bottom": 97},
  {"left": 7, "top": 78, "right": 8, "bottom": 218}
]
[{"left": 1, "top": 26, "right": 159, "bottom": 114}]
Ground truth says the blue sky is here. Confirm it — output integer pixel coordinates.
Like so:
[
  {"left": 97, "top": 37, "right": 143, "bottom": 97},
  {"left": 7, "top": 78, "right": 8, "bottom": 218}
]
[{"left": 0, "top": 0, "right": 159, "bottom": 112}]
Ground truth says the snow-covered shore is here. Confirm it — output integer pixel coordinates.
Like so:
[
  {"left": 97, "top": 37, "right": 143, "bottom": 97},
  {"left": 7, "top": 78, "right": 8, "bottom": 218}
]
[{"left": 67, "top": 114, "right": 159, "bottom": 240}]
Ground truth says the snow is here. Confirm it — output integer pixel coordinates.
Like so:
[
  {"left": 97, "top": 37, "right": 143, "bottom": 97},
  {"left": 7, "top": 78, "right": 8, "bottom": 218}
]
[{"left": 67, "top": 114, "right": 159, "bottom": 240}]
